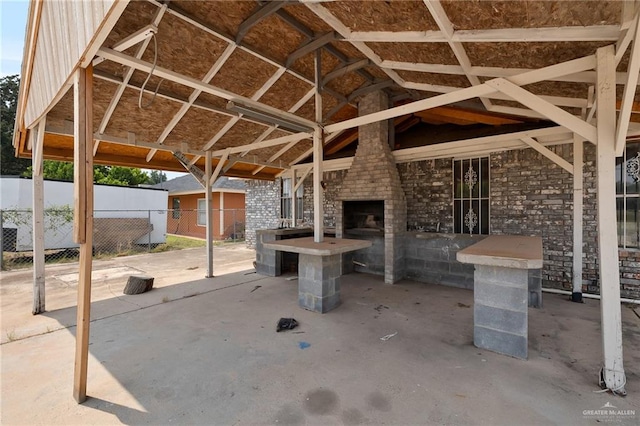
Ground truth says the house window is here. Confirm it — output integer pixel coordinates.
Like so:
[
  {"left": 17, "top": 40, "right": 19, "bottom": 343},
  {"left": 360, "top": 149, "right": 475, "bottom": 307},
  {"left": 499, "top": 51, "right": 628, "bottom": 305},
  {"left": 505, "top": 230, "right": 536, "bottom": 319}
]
[
  {"left": 453, "top": 157, "right": 489, "bottom": 235},
  {"left": 281, "top": 178, "right": 303, "bottom": 224},
  {"left": 197, "top": 198, "right": 207, "bottom": 226},
  {"left": 616, "top": 142, "right": 640, "bottom": 248},
  {"left": 172, "top": 198, "right": 180, "bottom": 219}
]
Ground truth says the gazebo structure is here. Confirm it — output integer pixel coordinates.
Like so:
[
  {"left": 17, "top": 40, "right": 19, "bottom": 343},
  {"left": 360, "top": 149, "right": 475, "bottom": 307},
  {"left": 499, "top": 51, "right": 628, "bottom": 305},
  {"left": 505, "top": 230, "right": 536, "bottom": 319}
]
[{"left": 12, "top": 0, "right": 640, "bottom": 402}]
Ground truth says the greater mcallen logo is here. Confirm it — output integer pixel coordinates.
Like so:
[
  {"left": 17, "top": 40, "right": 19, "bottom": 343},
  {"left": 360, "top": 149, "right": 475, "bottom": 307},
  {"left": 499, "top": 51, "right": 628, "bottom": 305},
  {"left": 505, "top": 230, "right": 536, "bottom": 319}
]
[{"left": 583, "top": 402, "right": 636, "bottom": 422}]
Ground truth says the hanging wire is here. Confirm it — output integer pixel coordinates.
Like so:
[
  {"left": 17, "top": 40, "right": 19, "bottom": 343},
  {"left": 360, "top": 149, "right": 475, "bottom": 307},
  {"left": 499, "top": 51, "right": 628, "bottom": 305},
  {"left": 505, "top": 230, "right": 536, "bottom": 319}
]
[{"left": 138, "top": 33, "right": 164, "bottom": 109}]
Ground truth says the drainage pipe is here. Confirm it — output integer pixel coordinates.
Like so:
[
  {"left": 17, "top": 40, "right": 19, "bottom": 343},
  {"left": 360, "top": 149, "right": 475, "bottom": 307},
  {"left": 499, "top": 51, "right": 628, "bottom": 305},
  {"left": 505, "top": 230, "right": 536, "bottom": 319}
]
[{"left": 542, "top": 288, "right": 640, "bottom": 305}]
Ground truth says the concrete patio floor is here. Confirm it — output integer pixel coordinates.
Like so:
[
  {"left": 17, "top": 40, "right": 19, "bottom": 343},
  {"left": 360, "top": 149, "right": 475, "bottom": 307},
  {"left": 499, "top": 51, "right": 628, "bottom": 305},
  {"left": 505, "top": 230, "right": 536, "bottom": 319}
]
[{"left": 1, "top": 247, "right": 639, "bottom": 425}]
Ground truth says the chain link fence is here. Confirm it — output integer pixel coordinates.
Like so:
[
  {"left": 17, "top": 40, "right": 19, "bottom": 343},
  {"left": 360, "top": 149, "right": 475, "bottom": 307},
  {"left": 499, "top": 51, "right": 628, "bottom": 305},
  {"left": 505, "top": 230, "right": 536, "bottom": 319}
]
[{"left": 0, "top": 208, "right": 245, "bottom": 271}]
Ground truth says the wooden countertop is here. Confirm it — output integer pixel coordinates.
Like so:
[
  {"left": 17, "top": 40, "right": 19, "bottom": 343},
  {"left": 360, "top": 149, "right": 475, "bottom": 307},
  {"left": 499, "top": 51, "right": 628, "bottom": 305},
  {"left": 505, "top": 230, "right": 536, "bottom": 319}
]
[
  {"left": 263, "top": 237, "right": 372, "bottom": 256},
  {"left": 456, "top": 235, "right": 543, "bottom": 269}
]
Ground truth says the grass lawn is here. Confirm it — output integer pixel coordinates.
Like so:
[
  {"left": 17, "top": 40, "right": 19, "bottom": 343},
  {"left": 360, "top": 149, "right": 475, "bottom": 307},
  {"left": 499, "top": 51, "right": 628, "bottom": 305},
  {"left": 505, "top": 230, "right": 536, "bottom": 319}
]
[{"left": 151, "top": 235, "right": 207, "bottom": 252}]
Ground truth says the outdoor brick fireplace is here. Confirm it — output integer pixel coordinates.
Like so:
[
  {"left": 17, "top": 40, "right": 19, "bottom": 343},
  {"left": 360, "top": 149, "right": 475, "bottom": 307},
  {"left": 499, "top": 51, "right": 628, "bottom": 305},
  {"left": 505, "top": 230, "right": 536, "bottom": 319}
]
[{"left": 336, "top": 91, "right": 407, "bottom": 284}]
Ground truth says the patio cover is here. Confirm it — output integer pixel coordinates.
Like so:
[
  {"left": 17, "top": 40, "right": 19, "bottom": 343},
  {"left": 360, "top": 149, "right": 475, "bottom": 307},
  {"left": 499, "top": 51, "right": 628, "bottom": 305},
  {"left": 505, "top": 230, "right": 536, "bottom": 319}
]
[{"left": 11, "top": 0, "right": 640, "bottom": 402}]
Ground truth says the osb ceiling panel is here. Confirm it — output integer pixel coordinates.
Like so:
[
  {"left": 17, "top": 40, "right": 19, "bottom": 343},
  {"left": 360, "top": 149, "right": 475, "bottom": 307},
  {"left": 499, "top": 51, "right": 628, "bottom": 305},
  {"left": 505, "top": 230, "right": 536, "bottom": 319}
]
[
  {"left": 140, "top": 12, "right": 229, "bottom": 81},
  {"left": 329, "top": 41, "right": 368, "bottom": 61},
  {"left": 324, "top": 0, "right": 438, "bottom": 31},
  {"left": 129, "top": 71, "right": 194, "bottom": 101},
  {"left": 196, "top": 92, "right": 228, "bottom": 111},
  {"left": 296, "top": 94, "right": 342, "bottom": 122},
  {"left": 242, "top": 14, "right": 307, "bottom": 64},
  {"left": 326, "top": 73, "right": 369, "bottom": 98},
  {"left": 397, "top": 71, "right": 471, "bottom": 88},
  {"left": 465, "top": 41, "right": 611, "bottom": 68},
  {"left": 45, "top": 88, "right": 73, "bottom": 129},
  {"left": 292, "top": 49, "right": 342, "bottom": 82},
  {"left": 215, "top": 120, "right": 270, "bottom": 150},
  {"left": 366, "top": 42, "right": 459, "bottom": 64},
  {"left": 278, "top": 139, "right": 314, "bottom": 165},
  {"left": 103, "top": 1, "right": 158, "bottom": 47},
  {"left": 93, "top": 79, "right": 121, "bottom": 131},
  {"left": 210, "top": 49, "right": 278, "bottom": 98},
  {"left": 523, "top": 81, "right": 591, "bottom": 100},
  {"left": 282, "top": 5, "right": 334, "bottom": 33},
  {"left": 442, "top": 1, "right": 621, "bottom": 30},
  {"left": 164, "top": 108, "right": 231, "bottom": 150},
  {"left": 174, "top": 0, "right": 257, "bottom": 38},
  {"left": 105, "top": 87, "right": 183, "bottom": 142},
  {"left": 260, "top": 73, "right": 312, "bottom": 112}
]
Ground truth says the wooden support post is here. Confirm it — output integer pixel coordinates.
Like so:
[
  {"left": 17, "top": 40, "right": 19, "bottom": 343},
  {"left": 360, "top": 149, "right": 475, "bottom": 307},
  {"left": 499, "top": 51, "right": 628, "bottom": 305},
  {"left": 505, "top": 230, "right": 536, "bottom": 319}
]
[
  {"left": 219, "top": 192, "right": 224, "bottom": 236},
  {"left": 572, "top": 133, "right": 584, "bottom": 301},
  {"left": 595, "top": 46, "right": 626, "bottom": 395},
  {"left": 73, "top": 65, "right": 94, "bottom": 404},
  {"left": 290, "top": 168, "right": 297, "bottom": 226},
  {"left": 205, "top": 150, "right": 214, "bottom": 278},
  {"left": 32, "top": 119, "right": 46, "bottom": 314},
  {"left": 313, "top": 50, "right": 323, "bottom": 242}
]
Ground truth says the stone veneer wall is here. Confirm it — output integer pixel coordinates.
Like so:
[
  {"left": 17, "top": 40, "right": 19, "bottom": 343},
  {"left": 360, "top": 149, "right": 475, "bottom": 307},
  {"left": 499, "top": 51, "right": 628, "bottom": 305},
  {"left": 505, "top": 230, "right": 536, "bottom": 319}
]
[{"left": 245, "top": 179, "right": 280, "bottom": 248}]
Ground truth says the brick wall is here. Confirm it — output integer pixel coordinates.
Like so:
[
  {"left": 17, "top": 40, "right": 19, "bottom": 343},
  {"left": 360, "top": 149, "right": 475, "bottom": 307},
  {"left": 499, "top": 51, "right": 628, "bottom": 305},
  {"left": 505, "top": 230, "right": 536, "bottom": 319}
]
[
  {"left": 336, "top": 91, "right": 407, "bottom": 284},
  {"left": 302, "top": 170, "right": 346, "bottom": 227},
  {"left": 398, "top": 159, "right": 453, "bottom": 233},
  {"left": 309, "top": 143, "right": 639, "bottom": 299},
  {"left": 245, "top": 179, "right": 280, "bottom": 248},
  {"left": 490, "top": 145, "right": 575, "bottom": 289}
]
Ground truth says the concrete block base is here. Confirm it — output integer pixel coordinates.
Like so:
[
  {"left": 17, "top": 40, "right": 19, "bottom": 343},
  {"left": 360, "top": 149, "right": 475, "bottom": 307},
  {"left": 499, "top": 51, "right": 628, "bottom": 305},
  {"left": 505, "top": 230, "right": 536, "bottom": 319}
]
[
  {"left": 474, "top": 265, "right": 528, "bottom": 359},
  {"left": 298, "top": 253, "right": 342, "bottom": 313}
]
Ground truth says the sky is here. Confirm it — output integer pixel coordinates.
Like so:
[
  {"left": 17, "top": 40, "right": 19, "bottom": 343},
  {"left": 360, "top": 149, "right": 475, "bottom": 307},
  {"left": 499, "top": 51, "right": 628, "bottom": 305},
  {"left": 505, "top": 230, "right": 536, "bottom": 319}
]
[
  {"left": 0, "top": 0, "right": 185, "bottom": 180},
  {"left": 1, "top": 1, "right": 29, "bottom": 77}
]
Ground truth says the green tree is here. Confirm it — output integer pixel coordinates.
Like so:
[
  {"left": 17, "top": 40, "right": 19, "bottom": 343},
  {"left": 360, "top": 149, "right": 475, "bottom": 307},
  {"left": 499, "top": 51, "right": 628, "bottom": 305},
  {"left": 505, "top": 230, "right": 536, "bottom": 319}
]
[
  {"left": 147, "top": 170, "right": 167, "bottom": 184},
  {"left": 1, "top": 75, "right": 30, "bottom": 175},
  {"left": 24, "top": 161, "right": 150, "bottom": 186}
]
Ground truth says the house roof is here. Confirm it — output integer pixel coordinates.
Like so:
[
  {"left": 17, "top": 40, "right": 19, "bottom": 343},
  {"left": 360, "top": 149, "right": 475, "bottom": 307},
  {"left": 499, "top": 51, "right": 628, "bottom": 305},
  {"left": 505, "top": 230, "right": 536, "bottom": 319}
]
[
  {"left": 12, "top": 1, "right": 640, "bottom": 181},
  {"left": 151, "top": 174, "right": 245, "bottom": 194}
]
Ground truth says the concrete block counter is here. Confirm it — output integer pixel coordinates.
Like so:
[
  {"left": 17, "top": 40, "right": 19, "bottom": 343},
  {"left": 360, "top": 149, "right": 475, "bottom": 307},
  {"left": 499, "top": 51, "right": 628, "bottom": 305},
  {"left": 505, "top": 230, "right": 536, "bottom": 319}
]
[
  {"left": 263, "top": 237, "right": 372, "bottom": 313},
  {"left": 457, "top": 235, "right": 543, "bottom": 359}
]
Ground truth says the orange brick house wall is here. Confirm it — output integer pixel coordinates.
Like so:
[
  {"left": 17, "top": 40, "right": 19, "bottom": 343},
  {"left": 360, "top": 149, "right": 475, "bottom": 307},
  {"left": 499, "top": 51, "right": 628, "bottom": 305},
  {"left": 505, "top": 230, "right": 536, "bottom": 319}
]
[{"left": 167, "top": 192, "right": 245, "bottom": 240}]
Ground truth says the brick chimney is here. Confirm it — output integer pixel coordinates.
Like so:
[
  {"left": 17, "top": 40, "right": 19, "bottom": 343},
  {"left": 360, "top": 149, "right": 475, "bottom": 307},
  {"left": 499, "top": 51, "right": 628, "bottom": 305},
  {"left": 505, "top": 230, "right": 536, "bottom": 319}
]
[{"left": 336, "top": 91, "right": 407, "bottom": 284}]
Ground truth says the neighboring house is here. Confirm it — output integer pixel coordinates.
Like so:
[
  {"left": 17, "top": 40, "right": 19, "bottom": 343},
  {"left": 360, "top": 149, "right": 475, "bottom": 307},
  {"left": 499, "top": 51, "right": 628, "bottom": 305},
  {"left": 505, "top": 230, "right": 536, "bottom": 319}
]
[
  {"left": 152, "top": 175, "right": 246, "bottom": 240},
  {"left": 0, "top": 176, "right": 168, "bottom": 251}
]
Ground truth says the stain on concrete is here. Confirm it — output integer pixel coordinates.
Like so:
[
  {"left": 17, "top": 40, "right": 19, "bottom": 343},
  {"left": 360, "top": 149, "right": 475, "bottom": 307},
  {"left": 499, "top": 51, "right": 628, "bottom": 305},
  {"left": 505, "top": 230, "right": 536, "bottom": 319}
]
[
  {"left": 273, "top": 403, "right": 305, "bottom": 425},
  {"left": 366, "top": 391, "right": 391, "bottom": 412},
  {"left": 303, "top": 388, "right": 339, "bottom": 415},
  {"left": 342, "top": 407, "right": 367, "bottom": 425},
  {"left": 154, "top": 387, "right": 175, "bottom": 400}
]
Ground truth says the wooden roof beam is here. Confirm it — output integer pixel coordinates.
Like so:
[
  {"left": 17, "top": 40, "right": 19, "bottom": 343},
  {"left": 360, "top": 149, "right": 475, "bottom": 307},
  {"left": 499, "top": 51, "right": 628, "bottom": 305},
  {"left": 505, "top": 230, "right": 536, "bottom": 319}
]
[
  {"left": 422, "top": 0, "right": 492, "bottom": 110},
  {"left": 322, "top": 59, "right": 370, "bottom": 85},
  {"left": 323, "top": 53, "right": 596, "bottom": 134},
  {"left": 347, "top": 25, "right": 620, "bottom": 43},
  {"left": 381, "top": 61, "right": 636, "bottom": 86},
  {"left": 275, "top": 8, "right": 377, "bottom": 84},
  {"left": 96, "top": 47, "right": 317, "bottom": 129},
  {"left": 146, "top": 43, "right": 237, "bottom": 162},
  {"left": 94, "top": 4, "right": 167, "bottom": 156},
  {"left": 615, "top": 11, "right": 640, "bottom": 155},
  {"left": 304, "top": 2, "right": 408, "bottom": 93},
  {"left": 285, "top": 31, "right": 338, "bottom": 68},
  {"left": 236, "top": 1, "right": 290, "bottom": 44}
]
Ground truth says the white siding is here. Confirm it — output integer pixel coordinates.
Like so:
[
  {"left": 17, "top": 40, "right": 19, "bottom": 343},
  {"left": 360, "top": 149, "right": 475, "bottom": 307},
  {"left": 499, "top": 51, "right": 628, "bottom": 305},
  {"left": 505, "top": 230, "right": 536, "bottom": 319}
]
[
  {"left": 24, "top": 0, "right": 121, "bottom": 127},
  {"left": 0, "top": 177, "right": 168, "bottom": 250}
]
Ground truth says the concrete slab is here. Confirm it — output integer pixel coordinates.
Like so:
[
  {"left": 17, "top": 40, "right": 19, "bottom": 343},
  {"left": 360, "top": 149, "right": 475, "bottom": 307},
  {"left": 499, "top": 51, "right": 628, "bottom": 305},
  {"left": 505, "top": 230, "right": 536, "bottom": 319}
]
[
  {"left": 1, "top": 267, "right": 639, "bottom": 425},
  {"left": 0, "top": 243, "right": 256, "bottom": 344}
]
